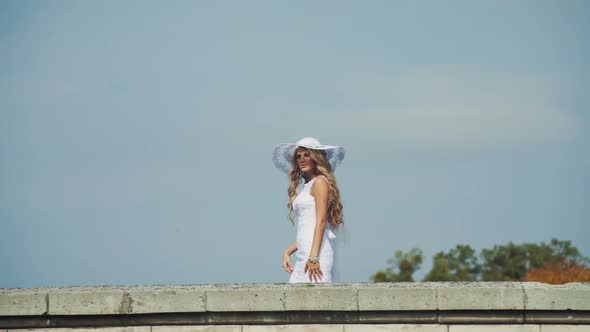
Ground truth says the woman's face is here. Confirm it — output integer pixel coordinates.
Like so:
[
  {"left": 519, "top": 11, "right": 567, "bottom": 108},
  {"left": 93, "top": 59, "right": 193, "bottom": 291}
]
[{"left": 295, "top": 147, "right": 315, "bottom": 174}]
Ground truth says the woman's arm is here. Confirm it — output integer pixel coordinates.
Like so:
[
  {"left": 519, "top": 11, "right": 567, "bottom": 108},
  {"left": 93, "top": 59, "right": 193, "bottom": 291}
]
[
  {"left": 309, "top": 176, "right": 330, "bottom": 259},
  {"left": 284, "top": 240, "right": 297, "bottom": 256},
  {"left": 283, "top": 240, "right": 296, "bottom": 274}
]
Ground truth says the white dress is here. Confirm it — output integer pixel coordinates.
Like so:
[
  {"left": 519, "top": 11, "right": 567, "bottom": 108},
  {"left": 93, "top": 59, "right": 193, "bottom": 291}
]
[{"left": 288, "top": 175, "right": 337, "bottom": 283}]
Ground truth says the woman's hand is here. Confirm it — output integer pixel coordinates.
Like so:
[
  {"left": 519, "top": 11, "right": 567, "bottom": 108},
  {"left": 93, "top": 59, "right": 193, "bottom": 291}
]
[
  {"left": 282, "top": 252, "right": 293, "bottom": 274},
  {"left": 304, "top": 260, "right": 323, "bottom": 282}
]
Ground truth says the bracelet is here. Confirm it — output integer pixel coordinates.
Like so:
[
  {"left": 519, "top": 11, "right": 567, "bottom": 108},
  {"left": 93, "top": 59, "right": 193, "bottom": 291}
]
[{"left": 308, "top": 256, "right": 319, "bottom": 263}]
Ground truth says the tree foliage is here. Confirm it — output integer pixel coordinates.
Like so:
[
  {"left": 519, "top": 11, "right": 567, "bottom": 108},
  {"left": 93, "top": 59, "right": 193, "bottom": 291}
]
[
  {"left": 423, "top": 244, "right": 480, "bottom": 281},
  {"left": 523, "top": 259, "right": 590, "bottom": 284},
  {"left": 480, "top": 239, "right": 588, "bottom": 281},
  {"left": 372, "top": 238, "right": 589, "bottom": 283},
  {"left": 480, "top": 242, "right": 528, "bottom": 281},
  {"left": 370, "top": 248, "right": 423, "bottom": 282}
]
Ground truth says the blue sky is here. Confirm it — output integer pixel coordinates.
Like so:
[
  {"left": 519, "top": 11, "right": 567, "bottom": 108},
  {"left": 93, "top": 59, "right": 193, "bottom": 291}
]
[{"left": 1, "top": 0, "right": 588, "bottom": 287}]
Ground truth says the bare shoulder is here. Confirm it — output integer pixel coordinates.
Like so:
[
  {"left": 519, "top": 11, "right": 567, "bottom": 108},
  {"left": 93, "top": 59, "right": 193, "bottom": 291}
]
[
  {"left": 311, "top": 175, "right": 330, "bottom": 197},
  {"left": 314, "top": 175, "right": 330, "bottom": 186}
]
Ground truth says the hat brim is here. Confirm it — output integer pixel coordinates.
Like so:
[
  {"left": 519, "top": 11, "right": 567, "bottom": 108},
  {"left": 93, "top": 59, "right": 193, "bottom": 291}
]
[{"left": 272, "top": 143, "right": 345, "bottom": 174}]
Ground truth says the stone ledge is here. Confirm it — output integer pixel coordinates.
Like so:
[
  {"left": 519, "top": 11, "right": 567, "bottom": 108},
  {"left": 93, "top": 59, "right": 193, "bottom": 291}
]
[
  {"left": 523, "top": 283, "right": 590, "bottom": 310},
  {"left": 1, "top": 282, "right": 589, "bottom": 328},
  {"left": 1, "top": 311, "right": 589, "bottom": 328}
]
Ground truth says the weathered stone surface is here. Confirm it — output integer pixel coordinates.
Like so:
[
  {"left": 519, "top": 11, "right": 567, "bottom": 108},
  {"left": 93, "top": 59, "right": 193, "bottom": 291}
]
[
  {"left": 153, "top": 325, "right": 241, "bottom": 332},
  {"left": 285, "top": 284, "right": 357, "bottom": 311},
  {"left": 207, "top": 312, "right": 287, "bottom": 325},
  {"left": 285, "top": 311, "right": 357, "bottom": 324},
  {"left": 2, "top": 282, "right": 590, "bottom": 329},
  {"left": 437, "top": 282, "right": 524, "bottom": 310},
  {"left": 358, "top": 283, "right": 437, "bottom": 310},
  {"left": 438, "top": 311, "right": 524, "bottom": 324},
  {"left": 358, "top": 311, "right": 437, "bottom": 324},
  {"left": 541, "top": 326, "right": 590, "bottom": 332},
  {"left": 48, "top": 287, "right": 125, "bottom": 315},
  {"left": 449, "top": 326, "right": 540, "bottom": 332},
  {"left": 0, "top": 289, "right": 47, "bottom": 316},
  {"left": 524, "top": 282, "right": 590, "bottom": 310},
  {"left": 526, "top": 311, "right": 590, "bottom": 324},
  {"left": 243, "top": 325, "right": 343, "bottom": 332},
  {"left": 206, "top": 286, "right": 285, "bottom": 311},
  {"left": 344, "top": 324, "right": 446, "bottom": 331},
  {"left": 8, "top": 327, "right": 150, "bottom": 332},
  {"left": 128, "top": 286, "right": 206, "bottom": 313}
]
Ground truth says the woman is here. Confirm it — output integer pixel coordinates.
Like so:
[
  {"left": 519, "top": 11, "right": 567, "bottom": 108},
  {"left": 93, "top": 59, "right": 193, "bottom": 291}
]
[{"left": 272, "top": 137, "right": 345, "bottom": 283}]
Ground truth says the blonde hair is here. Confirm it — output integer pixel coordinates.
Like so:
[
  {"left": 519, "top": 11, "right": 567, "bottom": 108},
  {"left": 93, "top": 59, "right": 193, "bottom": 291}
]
[{"left": 286, "top": 147, "right": 344, "bottom": 230}]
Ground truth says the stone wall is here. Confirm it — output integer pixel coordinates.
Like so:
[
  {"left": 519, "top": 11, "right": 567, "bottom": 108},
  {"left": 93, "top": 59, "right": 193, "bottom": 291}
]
[{"left": 1, "top": 282, "right": 589, "bottom": 331}]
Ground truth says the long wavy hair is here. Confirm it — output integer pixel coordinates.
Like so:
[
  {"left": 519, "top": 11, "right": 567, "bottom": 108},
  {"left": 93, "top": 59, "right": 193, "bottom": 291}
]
[{"left": 287, "top": 147, "right": 344, "bottom": 231}]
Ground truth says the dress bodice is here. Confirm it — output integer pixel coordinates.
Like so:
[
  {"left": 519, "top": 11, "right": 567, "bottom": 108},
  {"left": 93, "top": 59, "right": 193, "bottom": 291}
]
[
  {"left": 288, "top": 175, "right": 337, "bottom": 283},
  {"left": 293, "top": 176, "right": 336, "bottom": 241}
]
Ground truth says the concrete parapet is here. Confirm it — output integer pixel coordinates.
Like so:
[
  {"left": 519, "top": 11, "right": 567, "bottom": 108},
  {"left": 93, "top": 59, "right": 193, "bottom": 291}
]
[
  {"left": 285, "top": 284, "right": 357, "bottom": 311},
  {"left": 1, "top": 282, "right": 589, "bottom": 329},
  {"left": 523, "top": 282, "right": 590, "bottom": 310},
  {"left": 357, "top": 282, "right": 437, "bottom": 311},
  {"left": 0, "top": 288, "right": 46, "bottom": 316},
  {"left": 49, "top": 288, "right": 125, "bottom": 315},
  {"left": 206, "top": 284, "right": 284, "bottom": 312},
  {"left": 438, "top": 282, "right": 524, "bottom": 310},
  {"left": 127, "top": 286, "right": 206, "bottom": 314}
]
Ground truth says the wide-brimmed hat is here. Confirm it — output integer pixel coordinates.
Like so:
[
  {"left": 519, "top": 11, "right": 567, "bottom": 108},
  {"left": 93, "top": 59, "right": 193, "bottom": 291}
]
[{"left": 272, "top": 137, "right": 345, "bottom": 174}]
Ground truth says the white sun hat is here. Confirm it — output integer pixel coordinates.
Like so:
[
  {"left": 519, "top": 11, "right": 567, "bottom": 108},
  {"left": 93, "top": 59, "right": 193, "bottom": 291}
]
[{"left": 272, "top": 137, "right": 346, "bottom": 174}]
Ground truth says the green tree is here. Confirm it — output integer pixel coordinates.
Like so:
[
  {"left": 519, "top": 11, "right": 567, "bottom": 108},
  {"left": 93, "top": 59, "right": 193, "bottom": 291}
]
[
  {"left": 423, "top": 244, "right": 481, "bottom": 281},
  {"left": 480, "top": 238, "right": 589, "bottom": 281},
  {"left": 370, "top": 238, "right": 588, "bottom": 282},
  {"left": 371, "top": 248, "right": 423, "bottom": 282},
  {"left": 524, "top": 238, "right": 589, "bottom": 269},
  {"left": 480, "top": 241, "right": 528, "bottom": 281}
]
